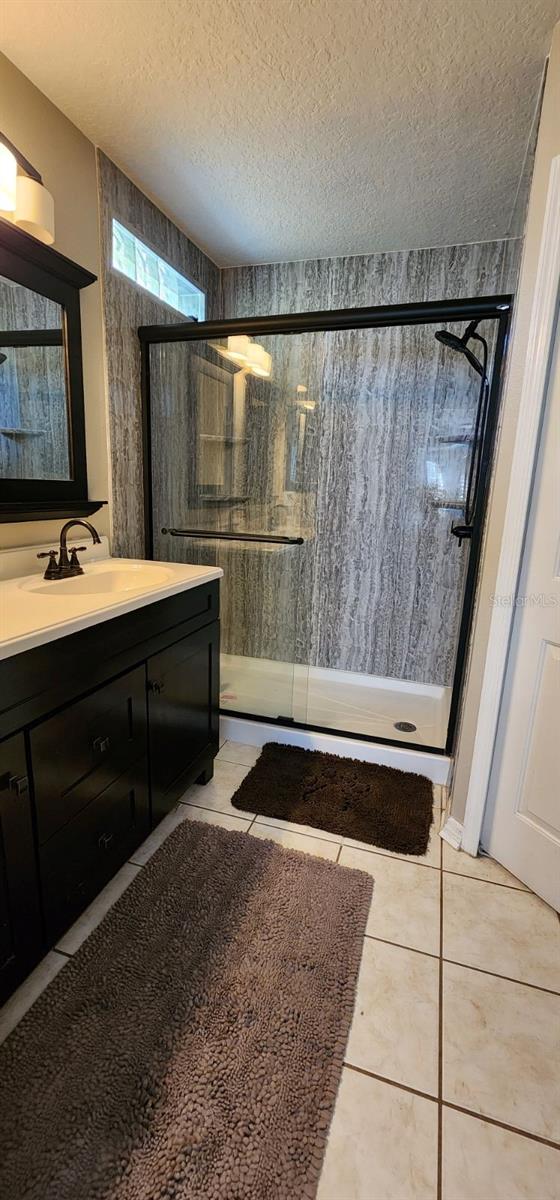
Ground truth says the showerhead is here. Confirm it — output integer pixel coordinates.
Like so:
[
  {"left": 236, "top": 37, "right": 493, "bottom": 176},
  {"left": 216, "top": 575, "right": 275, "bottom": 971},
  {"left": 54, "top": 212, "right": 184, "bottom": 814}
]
[{"left": 434, "top": 320, "right": 485, "bottom": 376}]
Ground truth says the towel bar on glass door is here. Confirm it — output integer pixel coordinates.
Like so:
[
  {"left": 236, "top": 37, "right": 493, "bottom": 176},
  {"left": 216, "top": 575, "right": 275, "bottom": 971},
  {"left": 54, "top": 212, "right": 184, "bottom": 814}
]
[{"left": 161, "top": 528, "right": 304, "bottom": 545}]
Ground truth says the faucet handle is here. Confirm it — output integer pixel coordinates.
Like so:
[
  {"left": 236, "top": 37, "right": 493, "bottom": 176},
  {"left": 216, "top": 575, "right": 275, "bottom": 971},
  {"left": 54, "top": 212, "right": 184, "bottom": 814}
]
[
  {"left": 37, "top": 549, "right": 60, "bottom": 580},
  {"left": 71, "top": 546, "right": 87, "bottom": 554}
]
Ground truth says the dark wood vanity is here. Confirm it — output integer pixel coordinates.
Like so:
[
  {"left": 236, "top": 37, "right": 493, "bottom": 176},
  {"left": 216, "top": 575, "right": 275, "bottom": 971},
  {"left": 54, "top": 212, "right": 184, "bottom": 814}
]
[{"left": 0, "top": 579, "right": 219, "bottom": 1003}]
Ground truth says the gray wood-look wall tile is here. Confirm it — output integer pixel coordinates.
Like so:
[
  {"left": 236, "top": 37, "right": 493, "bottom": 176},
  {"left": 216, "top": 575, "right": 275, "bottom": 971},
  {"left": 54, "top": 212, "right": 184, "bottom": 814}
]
[
  {"left": 212, "top": 242, "right": 520, "bottom": 685},
  {"left": 97, "top": 152, "right": 221, "bottom": 557},
  {"left": 97, "top": 154, "right": 521, "bottom": 693}
]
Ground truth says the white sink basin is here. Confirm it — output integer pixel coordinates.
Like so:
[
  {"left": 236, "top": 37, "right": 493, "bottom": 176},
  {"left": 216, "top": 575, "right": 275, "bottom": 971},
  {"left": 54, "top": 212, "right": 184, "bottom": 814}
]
[{"left": 22, "top": 563, "right": 174, "bottom": 597}]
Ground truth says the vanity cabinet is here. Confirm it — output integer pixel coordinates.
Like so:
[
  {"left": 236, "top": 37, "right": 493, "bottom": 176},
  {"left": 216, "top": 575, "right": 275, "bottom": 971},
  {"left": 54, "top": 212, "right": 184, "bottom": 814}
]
[
  {"left": 148, "top": 623, "right": 220, "bottom": 824},
  {"left": 31, "top": 665, "right": 148, "bottom": 846},
  {"left": 0, "top": 734, "right": 42, "bottom": 1004},
  {"left": 0, "top": 580, "right": 220, "bottom": 998}
]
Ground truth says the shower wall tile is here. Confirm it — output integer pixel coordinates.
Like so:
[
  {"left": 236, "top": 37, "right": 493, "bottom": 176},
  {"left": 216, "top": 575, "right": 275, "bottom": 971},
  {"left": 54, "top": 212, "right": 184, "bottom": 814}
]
[
  {"left": 218, "top": 240, "right": 522, "bottom": 686},
  {"left": 221, "top": 240, "right": 521, "bottom": 319},
  {"left": 97, "top": 152, "right": 221, "bottom": 557}
]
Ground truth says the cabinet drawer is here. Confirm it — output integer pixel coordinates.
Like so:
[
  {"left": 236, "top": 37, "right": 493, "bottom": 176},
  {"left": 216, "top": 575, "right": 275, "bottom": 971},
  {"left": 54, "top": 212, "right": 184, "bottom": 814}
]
[
  {"left": 40, "top": 758, "right": 149, "bottom": 944},
  {"left": 31, "top": 666, "right": 147, "bottom": 845}
]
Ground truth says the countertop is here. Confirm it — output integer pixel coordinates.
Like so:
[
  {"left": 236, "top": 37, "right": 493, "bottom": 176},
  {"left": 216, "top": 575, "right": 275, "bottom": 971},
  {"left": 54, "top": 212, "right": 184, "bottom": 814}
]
[{"left": 0, "top": 539, "right": 222, "bottom": 662}]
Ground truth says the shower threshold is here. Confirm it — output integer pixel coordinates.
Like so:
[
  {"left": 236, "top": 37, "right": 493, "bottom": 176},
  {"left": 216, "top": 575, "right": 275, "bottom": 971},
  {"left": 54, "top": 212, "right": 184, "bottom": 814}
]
[{"left": 220, "top": 653, "right": 450, "bottom": 749}]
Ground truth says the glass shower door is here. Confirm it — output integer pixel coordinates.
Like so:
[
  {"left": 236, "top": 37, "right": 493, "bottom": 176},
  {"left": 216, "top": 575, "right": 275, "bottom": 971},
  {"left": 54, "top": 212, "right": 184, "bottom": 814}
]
[
  {"left": 148, "top": 339, "right": 307, "bottom": 723},
  {"left": 145, "top": 304, "right": 508, "bottom": 752}
]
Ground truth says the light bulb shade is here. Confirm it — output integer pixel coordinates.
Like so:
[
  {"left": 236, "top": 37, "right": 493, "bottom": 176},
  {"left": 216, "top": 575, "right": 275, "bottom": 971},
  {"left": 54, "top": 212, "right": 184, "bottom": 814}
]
[
  {"left": 227, "top": 334, "right": 252, "bottom": 361},
  {"left": 0, "top": 143, "right": 17, "bottom": 211},
  {"left": 15, "top": 176, "right": 55, "bottom": 244},
  {"left": 246, "top": 342, "right": 272, "bottom": 378}
]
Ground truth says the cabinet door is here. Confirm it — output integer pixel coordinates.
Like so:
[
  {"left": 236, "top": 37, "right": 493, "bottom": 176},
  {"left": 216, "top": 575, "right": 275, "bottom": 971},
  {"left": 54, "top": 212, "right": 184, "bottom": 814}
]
[
  {"left": 31, "top": 665, "right": 147, "bottom": 845},
  {"left": 148, "top": 621, "right": 219, "bottom": 824},
  {"left": 0, "top": 734, "right": 42, "bottom": 1004},
  {"left": 40, "top": 759, "right": 149, "bottom": 945}
]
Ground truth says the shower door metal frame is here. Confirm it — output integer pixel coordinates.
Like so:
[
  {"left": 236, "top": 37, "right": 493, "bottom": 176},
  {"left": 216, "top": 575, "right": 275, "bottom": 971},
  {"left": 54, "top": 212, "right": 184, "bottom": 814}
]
[{"left": 139, "top": 294, "right": 512, "bottom": 756}]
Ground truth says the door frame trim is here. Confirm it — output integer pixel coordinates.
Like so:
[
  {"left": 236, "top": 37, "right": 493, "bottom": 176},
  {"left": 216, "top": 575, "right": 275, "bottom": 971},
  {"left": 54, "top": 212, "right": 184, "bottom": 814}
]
[{"left": 461, "top": 156, "right": 560, "bottom": 855}]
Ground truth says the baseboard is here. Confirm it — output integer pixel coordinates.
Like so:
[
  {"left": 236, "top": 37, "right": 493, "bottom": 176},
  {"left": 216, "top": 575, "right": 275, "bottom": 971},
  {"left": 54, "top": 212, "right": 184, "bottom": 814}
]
[
  {"left": 220, "top": 715, "right": 452, "bottom": 784},
  {"left": 439, "top": 816, "right": 464, "bottom": 849}
]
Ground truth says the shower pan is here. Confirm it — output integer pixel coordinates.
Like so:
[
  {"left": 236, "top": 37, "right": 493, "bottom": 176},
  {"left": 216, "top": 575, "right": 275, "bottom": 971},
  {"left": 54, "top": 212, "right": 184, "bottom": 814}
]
[{"left": 139, "top": 296, "right": 511, "bottom": 754}]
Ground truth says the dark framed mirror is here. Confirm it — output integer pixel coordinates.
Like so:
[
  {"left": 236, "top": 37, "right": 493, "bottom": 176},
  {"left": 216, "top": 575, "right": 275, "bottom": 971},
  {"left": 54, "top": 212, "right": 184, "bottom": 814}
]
[{"left": 0, "top": 220, "right": 104, "bottom": 522}]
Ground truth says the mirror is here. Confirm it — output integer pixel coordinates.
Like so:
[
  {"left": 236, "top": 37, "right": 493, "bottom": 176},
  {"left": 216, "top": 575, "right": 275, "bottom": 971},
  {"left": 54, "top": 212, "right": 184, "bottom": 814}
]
[
  {"left": 0, "top": 219, "right": 102, "bottom": 521},
  {"left": 0, "top": 274, "right": 70, "bottom": 480}
]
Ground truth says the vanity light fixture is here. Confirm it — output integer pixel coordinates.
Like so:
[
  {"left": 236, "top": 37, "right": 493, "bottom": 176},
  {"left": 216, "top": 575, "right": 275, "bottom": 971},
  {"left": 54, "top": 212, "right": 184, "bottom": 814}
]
[
  {"left": 0, "top": 142, "right": 17, "bottom": 210},
  {"left": 0, "top": 133, "right": 55, "bottom": 245},
  {"left": 245, "top": 341, "right": 272, "bottom": 378},
  {"left": 227, "top": 334, "right": 252, "bottom": 362}
]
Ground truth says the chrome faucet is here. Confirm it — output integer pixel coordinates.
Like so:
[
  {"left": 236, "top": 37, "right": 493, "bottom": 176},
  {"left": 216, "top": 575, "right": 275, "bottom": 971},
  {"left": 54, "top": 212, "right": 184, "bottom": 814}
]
[{"left": 37, "top": 519, "right": 102, "bottom": 580}]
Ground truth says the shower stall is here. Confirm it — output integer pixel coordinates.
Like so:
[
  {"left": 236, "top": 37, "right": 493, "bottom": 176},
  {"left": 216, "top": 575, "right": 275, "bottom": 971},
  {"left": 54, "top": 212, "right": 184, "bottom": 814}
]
[{"left": 139, "top": 296, "right": 511, "bottom": 755}]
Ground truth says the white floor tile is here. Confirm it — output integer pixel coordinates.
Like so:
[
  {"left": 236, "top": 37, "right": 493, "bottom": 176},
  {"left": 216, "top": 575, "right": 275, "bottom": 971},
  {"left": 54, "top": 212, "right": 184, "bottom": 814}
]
[
  {"left": 129, "top": 802, "right": 191, "bottom": 866},
  {"left": 180, "top": 804, "right": 253, "bottom": 833},
  {"left": 443, "top": 873, "right": 560, "bottom": 991},
  {"left": 442, "top": 1106, "right": 560, "bottom": 1200},
  {"left": 346, "top": 939, "right": 439, "bottom": 1096},
  {"left": 249, "top": 822, "right": 340, "bottom": 861},
  {"left": 179, "top": 759, "right": 254, "bottom": 817},
  {"left": 216, "top": 741, "right": 262, "bottom": 768},
  {"left": 442, "top": 842, "right": 528, "bottom": 890},
  {"left": 340, "top": 845, "right": 440, "bottom": 956},
  {"left": 255, "top": 813, "right": 341, "bottom": 843},
  {"left": 343, "top": 803, "right": 442, "bottom": 868},
  {"left": 317, "top": 1068, "right": 438, "bottom": 1200},
  {"left": 56, "top": 863, "right": 141, "bottom": 956},
  {"left": 443, "top": 961, "right": 560, "bottom": 1141},
  {"left": 0, "top": 952, "right": 68, "bottom": 1046}
]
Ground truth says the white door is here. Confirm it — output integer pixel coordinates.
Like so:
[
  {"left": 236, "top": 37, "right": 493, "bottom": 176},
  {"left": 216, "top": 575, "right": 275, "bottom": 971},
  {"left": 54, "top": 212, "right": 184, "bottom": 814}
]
[{"left": 482, "top": 309, "right": 560, "bottom": 909}]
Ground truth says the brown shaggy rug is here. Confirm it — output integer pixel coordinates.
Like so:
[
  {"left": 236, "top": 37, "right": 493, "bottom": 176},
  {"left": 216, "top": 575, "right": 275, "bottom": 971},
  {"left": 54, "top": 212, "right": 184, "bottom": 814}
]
[
  {"left": 0, "top": 819, "right": 372, "bottom": 1200},
  {"left": 231, "top": 742, "right": 434, "bottom": 855}
]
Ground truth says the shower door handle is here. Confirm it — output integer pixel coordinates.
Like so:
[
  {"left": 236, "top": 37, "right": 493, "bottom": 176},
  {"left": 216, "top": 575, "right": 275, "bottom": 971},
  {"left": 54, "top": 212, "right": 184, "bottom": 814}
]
[{"left": 451, "top": 523, "right": 473, "bottom": 545}]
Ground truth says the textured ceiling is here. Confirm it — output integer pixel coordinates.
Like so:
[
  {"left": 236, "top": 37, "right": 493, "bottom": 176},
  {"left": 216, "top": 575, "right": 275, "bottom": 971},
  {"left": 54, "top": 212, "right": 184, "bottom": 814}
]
[{"left": 2, "top": 0, "right": 559, "bottom": 266}]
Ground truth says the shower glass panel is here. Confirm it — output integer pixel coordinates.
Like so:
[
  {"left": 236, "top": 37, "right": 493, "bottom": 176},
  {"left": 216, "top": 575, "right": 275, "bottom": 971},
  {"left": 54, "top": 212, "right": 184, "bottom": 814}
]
[{"left": 143, "top": 300, "right": 510, "bottom": 753}]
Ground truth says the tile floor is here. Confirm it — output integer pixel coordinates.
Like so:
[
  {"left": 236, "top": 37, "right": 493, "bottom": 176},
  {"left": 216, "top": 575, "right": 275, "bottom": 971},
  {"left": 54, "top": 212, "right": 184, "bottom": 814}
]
[{"left": 1, "top": 740, "right": 559, "bottom": 1199}]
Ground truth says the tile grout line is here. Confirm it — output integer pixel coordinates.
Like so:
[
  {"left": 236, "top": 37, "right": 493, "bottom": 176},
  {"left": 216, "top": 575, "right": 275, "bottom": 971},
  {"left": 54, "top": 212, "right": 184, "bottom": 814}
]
[
  {"left": 442, "top": 867, "right": 530, "bottom": 894},
  {"left": 342, "top": 1065, "right": 560, "bottom": 1153},
  {"left": 363, "top": 933, "right": 439, "bottom": 959},
  {"left": 441, "top": 1101, "right": 560, "bottom": 1153},
  {"left": 443, "top": 958, "right": 560, "bottom": 997},
  {"left": 343, "top": 1063, "right": 438, "bottom": 1105}
]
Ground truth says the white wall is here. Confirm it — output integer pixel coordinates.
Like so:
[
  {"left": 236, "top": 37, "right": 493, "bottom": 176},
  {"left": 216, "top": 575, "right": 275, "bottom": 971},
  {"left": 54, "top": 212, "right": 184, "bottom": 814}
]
[{"left": 0, "top": 53, "right": 110, "bottom": 549}]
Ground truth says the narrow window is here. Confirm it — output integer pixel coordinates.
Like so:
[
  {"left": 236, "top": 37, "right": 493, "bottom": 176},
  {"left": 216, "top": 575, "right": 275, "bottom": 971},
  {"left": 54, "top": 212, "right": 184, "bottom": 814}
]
[{"left": 111, "top": 219, "right": 205, "bottom": 321}]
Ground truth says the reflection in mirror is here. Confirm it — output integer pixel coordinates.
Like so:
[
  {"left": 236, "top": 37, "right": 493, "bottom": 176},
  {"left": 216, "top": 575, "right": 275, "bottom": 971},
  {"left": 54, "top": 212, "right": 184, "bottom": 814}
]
[{"left": 0, "top": 273, "right": 70, "bottom": 480}]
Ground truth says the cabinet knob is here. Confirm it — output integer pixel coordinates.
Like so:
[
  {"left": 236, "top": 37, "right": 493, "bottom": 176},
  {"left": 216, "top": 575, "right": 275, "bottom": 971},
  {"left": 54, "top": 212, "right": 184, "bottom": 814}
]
[
  {"left": 148, "top": 679, "right": 165, "bottom": 695},
  {"left": 92, "top": 736, "right": 111, "bottom": 754},
  {"left": 98, "top": 832, "right": 114, "bottom": 850},
  {"left": 9, "top": 774, "right": 29, "bottom": 797}
]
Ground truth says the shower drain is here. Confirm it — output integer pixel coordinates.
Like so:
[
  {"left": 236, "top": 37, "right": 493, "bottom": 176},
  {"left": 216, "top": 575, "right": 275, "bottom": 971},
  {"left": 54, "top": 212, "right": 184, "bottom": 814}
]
[{"left": 394, "top": 720, "right": 417, "bottom": 733}]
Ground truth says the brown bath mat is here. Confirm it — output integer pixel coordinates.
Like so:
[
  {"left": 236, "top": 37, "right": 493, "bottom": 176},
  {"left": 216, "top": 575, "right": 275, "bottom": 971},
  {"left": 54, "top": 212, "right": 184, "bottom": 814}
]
[
  {"left": 232, "top": 742, "right": 434, "bottom": 855},
  {"left": 0, "top": 820, "right": 372, "bottom": 1200}
]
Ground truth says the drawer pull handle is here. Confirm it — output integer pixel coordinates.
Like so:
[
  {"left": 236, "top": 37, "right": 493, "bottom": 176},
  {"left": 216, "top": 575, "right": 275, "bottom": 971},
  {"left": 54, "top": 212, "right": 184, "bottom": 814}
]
[
  {"left": 9, "top": 774, "right": 29, "bottom": 797},
  {"left": 93, "top": 736, "right": 111, "bottom": 754},
  {"left": 148, "top": 679, "right": 165, "bottom": 695},
  {"left": 98, "top": 832, "right": 114, "bottom": 850}
]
